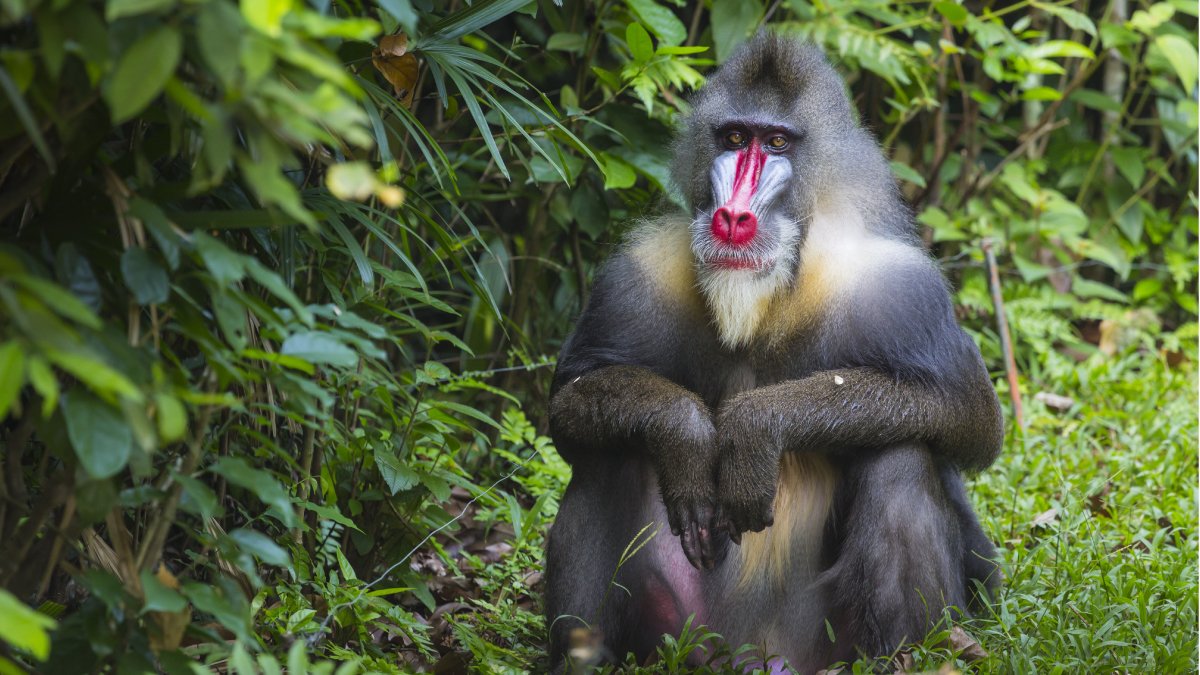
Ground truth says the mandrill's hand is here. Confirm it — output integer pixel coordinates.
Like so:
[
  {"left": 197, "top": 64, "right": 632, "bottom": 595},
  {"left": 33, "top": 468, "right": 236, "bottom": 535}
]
[
  {"left": 715, "top": 394, "right": 783, "bottom": 543},
  {"left": 648, "top": 399, "right": 725, "bottom": 571}
]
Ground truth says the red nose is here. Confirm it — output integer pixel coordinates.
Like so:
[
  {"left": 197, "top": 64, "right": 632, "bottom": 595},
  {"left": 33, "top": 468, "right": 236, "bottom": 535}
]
[{"left": 711, "top": 207, "right": 757, "bottom": 246}]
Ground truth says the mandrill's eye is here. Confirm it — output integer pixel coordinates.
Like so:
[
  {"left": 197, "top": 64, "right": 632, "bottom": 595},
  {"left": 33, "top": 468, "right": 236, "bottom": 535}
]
[
  {"left": 766, "top": 134, "right": 789, "bottom": 151},
  {"left": 723, "top": 130, "right": 748, "bottom": 149}
]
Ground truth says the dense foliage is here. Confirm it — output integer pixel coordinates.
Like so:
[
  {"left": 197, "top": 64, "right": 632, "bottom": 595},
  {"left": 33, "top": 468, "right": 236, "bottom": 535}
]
[{"left": 0, "top": 0, "right": 1194, "bottom": 672}]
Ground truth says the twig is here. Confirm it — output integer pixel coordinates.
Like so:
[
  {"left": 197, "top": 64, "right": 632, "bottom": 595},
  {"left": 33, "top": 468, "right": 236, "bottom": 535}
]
[{"left": 982, "top": 238, "right": 1024, "bottom": 429}]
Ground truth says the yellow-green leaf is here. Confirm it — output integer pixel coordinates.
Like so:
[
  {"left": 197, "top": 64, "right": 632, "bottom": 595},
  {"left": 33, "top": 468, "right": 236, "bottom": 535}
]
[
  {"left": 0, "top": 342, "right": 24, "bottom": 421},
  {"left": 105, "top": 26, "right": 182, "bottom": 123}
]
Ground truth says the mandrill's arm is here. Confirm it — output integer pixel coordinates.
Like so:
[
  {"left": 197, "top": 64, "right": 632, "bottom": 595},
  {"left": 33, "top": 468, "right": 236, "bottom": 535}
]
[
  {"left": 549, "top": 256, "right": 724, "bottom": 570},
  {"left": 715, "top": 268, "right": 1004, "bottom": 539}
]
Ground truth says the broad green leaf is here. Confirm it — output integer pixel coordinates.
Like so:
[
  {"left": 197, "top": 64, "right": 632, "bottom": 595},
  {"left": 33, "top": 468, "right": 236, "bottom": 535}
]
[
  {"left": 280, "top": 332, "right": 358, "bottom": 368},
  {"left": 193, "top": 233, "right": 246, "bottom": 286},
  {"left": 1034, "top": 2, "right": 1097, "bottom": 35},
  {"left": 547, "top": 33, "right": 585, "bottom": 54},
  {"left": 1154, "top": 35, "right": 1198, "bottom": 93},
  {"left": 1028, "top": 40, "right": 1095, "bottom": 60},
  {"left": 889, "top": 161, "right": 927, "bottom": 188},
  {"left": 139, "top": 569, "right": 186, "bottom": 614},
  {"left": 26, "top": 356, "right": 58, "bottom": 417},
  {"left": 229, "top": 528, "right": 290, "bottom": 566},
  {"left": 375, "top": 448, "right": 419, "bottom": 494},
  {"left": 626, "top": 0, "right": 687, "bottom": 47},
  {"left": 12, "top": 275, "right": 101, "bottom": 328},
  {"left": 198, "top": 0, "right": 242, "bottom": 90},
  {"left": 120, "top": 248, "right": 170, "bottom": 305},
  {"left": 176, "top": 473, "right": 220, "bottom": 519},
  {"left": 0, "top": 589, "right": 56, "bottom": 660},
  {"left": 210, "top": 457, "right": 296, "bottom": 528},
  {"left": 934, "top": 1, "right": 969, "bottom": 26},
  {"left": 47, "top": 350, "right": 144, "bottom": 402},
  {"left": 1021, "top": 86, "right": 1062, "bottom": 101},
  {"left": 0, "top": 342, "right": 23, "bottom": 420},
  {"left": 626, "top": 23, "right": 654, "bottom": 64},
  {"left": 241, "top": 0, "right": 292, "bottom": 37},
  {"left": 106, "top": 0, "right": 174, "bottom": 21},
  {"left": 712, "top": 0, "right": 763, "bottom": 62},
  {"left": 602, "top": 153, "right": 637, "bottom": 189},
  {"left": 64, "top": 389, "right": 133, "bottom": 479},
  {"left": 155, "top": 393, "right": 187, "bottom": 443},
  {"left": 105, "top": 26, "right": 182, "bottom": 123}
]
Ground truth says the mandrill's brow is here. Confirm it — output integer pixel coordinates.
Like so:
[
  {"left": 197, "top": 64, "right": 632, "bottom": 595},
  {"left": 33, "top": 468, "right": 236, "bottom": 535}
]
[{"left": 712, "top": 119, "right": 802, "bottom": 140}]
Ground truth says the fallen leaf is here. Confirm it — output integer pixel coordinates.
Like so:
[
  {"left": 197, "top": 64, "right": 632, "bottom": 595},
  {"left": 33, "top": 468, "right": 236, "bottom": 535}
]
[
  {"left": 1034, "top": 391, "right": 1075, "bottom": 412},
  {"left": 947, "top": 626, "right": 987, "bottom": 662},
  {"left": 1031, "top": 508, "right": 1058, "bottom": 528},
  {"left": 373, "top": 33, "right": 419, "bottom": 107}
]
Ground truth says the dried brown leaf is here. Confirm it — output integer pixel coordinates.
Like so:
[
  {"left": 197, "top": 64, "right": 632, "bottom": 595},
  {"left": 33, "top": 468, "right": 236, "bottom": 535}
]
[
  {"left": 947, "top": 625, "right": 987, "bottom": 662},
  {"left": 372, "top": 33, "right": 419, "bottom": 107}
]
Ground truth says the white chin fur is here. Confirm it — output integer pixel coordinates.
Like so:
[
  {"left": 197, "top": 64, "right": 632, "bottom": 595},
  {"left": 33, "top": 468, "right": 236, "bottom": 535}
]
[{"left": 697, "top": 262, "right": 790, "bottom": 348}]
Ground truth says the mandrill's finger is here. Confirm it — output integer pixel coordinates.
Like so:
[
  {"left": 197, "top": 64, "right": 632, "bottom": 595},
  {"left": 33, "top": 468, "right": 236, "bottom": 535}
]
[
  {"left": 680, "top": 523, "right": 702, "bottom": 570},
  {"left": 696, "top": 522, "right": 715, "bottom": 570}
]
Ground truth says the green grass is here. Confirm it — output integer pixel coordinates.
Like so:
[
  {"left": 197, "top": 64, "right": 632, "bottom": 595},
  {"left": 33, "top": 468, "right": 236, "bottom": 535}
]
[{"left": 411, "top": 348, "right": 1199, "bottom": 673}]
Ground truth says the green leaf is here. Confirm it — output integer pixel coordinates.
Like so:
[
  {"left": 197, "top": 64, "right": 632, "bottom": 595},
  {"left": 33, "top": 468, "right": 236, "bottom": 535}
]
[
  {"left": 375, "top": 448, "right": 419, "bottom": 494},
  {"left": 27, "top": 356, "right": 59, "bottom": 417},
  {"left": 934, "top": 1, "right": 969, "bottom": 26},
  {"left": 46, "top": 350, "right": 144, "bottom": 402},
  {"left": 626, "top": 23, "right": 654, "bottom": 64},
  {"left": 198, "top": 0, "right": 243, "bottom": 90},
  {"left": 0, "top": 65, "right": 55, "bottom": 173},
  {"left": 0, "top": 342, "right": 24, "bottom": 421},
  {"left": 547, "top": 33, "right": 585, "bottom": 54},
  {"left": 210, "top": 457, "right": 296, "bottom": 528},
  {"left": 12, "top": 274, "right": 101, "bottom": 329},
  {"left": 1154, "top": 35, "right": 1198, "bottom": 93},
  {"left": 602, "top": 153, "right": 637, "bottom": 189},
  {"left": 0, "top": 588, "right": 56, "bottom": 661},
  {"left": 106, "top": 0, "right": 174, "bottom": 21},
  {"left": 712, "top": 0, "right": 763, "bottom": 62},
  {"left": 626, "top": 0, "right": 687, "bottom": 47},
  {"left": 1028, "top": 40, "right": 1095, "bottom": 60},
  {"left": 229, "top": 528, "right": 290, "bottom": 566},
  {"left": 1034, "top": 2, "right": 1097, "bottom": 35},
  {"left": 889, "top": 160, "right": 927, "bottom": 188},
  {"left": 1021, "top": 86, "right": 1063, "bottom": 101},
  {"left": 139, "top": 569, "right": 186, "bottom": 614},
  {"left": 105, "top": 26, "right": 183, "bottom": 123},
  {"left": 280, "top": 332, "right": 358, "bottom": 368},
  {"left": 155, "top": 393, "right": 186, "bottom": 443},
  {"left": 120, "top": 248, "right": 170, "bottom": 305},
  {"left": 241, "top": 0, "right": 292, "bottom": 36},
  {"left": 64, "top": 389, "right": 133, "bottom": 479},
  {"left": 193, "top": 233, "right": 247, "bottom": 286}
]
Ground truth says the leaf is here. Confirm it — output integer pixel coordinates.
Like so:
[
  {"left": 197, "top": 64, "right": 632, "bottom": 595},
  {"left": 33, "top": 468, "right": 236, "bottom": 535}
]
[
  {"left": 626, "top": 23, "right": 654, "bottom": 64},
  {"left": 626, "top": 0, "right": 687, "bottom": 47},
  {"left": 210, "top": 457, "right": 296, "bottom": 528},
  {"left": 373, "top": 33, "right": 419, "bottom": 106},
  {"left": 106, "top": 0, "right": 174, "bottom": 21},
  {"left": 1028, "top": 40, "right": 1095, "bottom": 60},
  {"left": 155, "top": 394, "right": 186, "bottom": 443},
  {"left": 1154, "top": 35, "right": 1198, "bottom": 93},
  {"left": 46, "top": 350, "right": 144, "bottom": 402},
  {"left": 0, "top": 589, "right": 56, "bottom": 661},
  {"left": 934, "top": 1, "right": 969, "bottom": 26},
  {"left": 193, "top": 233, "right": 247, "bottom": 286},
  {"left": 0, "top": 65, "right": 55, "bottom": 172},
  {"left": 27, "top": 356, "right": 59, "bottom": 417},
  {"left": 105, "top": 26, "right": 183, "bottom": 123},
  {"left": 889, "top": 160, "right": 927, "bottom": 188},
  {"left": 198, "top": 0, "right": 243, "bottom": 90},
  {"left": 602, "top": 153, "right": 637, "bottom": 189},
  {"left": 121, "top": 248, "right": 170, "bottom": 305},
  {"left": 139, "top": 568, "right": 186, "bottom": 614},
  {"left": 1034, "top": 2, "right": 1097, "bottom": 35},
  {"left": 326, "top": 162, "right": 380, "bottom": 201},
  {"left": 375, "top": 448, "right": 419, "bottom": 494},
  {"left": 63, "top": 389, "right": 133, "bottom": 479},
  {"left": 280, "top": 331, "right": 358, "bottom": 368},
  {"left": 241, "top": 0, "right": 292, "bottom": 37},
  {"left": 0, "top": 342, "right": 24, "bottom": 420},
  {"left": 229, "top": 528, "right": 291, "bottom": 566},
  {"left": 711, "top": 0, "right": 763, "bottom": 62},
  {"left": 12, "top": 274, "right": 102, "bottom": 329}
]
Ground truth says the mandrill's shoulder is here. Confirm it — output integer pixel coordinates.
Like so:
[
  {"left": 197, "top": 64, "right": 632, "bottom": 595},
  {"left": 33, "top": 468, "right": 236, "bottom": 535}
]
[{"left": 621, "top": 215, "right": 704, "bottom": 310}]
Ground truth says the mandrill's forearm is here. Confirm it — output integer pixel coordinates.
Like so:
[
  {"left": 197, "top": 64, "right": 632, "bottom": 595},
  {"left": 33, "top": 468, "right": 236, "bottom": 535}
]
[
  {"left": 719, "top": 367, "right": 1003, "bottom": 471},
  {"left": 549, "top": 365, "right": 714, "bottom": 464}
]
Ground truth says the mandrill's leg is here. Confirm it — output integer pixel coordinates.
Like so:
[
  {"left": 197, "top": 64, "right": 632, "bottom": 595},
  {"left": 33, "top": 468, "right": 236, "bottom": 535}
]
[{"left": 822, "top": 445, "right": 968, "bottom": 661}]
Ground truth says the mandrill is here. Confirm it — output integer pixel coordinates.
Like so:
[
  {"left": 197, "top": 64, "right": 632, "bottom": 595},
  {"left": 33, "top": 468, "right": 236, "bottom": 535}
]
[{"left": 545, "top": 32, "right": 1003, "bottom": 673}]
